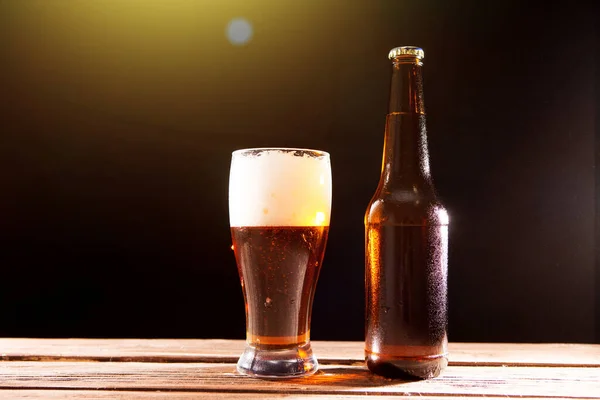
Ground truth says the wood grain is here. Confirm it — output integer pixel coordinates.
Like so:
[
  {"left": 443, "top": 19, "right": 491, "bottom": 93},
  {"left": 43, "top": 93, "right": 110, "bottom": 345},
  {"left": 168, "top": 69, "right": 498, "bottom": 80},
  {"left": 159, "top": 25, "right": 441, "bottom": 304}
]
[
  {"left": 1, "top": 339, "right": 599, "bottom": 367},
  {"left": 1, "top": 340, "right": 599, "bottom": 399},
  {"left": 0, "top": 390, "right": 575, "bottom": 400},
  {"left": 0, "top": 361, "right": 599, "bottom": 398}
]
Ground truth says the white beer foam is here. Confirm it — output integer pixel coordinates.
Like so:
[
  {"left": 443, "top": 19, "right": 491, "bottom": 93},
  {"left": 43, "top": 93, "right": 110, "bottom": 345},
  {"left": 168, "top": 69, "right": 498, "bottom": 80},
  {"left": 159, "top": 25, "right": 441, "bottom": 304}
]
[{"left": 229, "top": 149, "right": 332, "bottom": 227}]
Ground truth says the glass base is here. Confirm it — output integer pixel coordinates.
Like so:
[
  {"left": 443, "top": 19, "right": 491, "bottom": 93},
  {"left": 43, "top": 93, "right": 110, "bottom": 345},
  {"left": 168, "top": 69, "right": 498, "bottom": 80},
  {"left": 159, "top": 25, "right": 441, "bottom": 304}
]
[{"left": 236, "top": 342, "right": 318, "bottom": 379}]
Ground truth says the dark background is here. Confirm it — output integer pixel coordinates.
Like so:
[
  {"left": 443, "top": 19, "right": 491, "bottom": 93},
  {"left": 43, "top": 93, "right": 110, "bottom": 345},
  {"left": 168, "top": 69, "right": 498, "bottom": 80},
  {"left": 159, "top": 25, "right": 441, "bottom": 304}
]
[{"left": 0, "top": 1, "right": 597, "bottom": 343}]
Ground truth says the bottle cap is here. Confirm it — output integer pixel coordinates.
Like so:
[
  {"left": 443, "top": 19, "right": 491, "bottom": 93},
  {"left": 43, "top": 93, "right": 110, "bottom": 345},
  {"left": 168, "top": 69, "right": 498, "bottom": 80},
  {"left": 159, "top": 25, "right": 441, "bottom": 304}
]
[{"left": 388, "top": 46, "right": 424, "bottom": 60}]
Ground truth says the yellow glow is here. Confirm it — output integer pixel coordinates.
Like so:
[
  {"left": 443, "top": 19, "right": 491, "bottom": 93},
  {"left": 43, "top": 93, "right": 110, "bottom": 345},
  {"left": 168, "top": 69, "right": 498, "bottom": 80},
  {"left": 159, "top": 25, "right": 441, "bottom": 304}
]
[
  {"left": 366, "top": 225, "right": 381, "bottom": 355},
  {"left": 315, "top": 211, "right": 325, "bottom": 226}
]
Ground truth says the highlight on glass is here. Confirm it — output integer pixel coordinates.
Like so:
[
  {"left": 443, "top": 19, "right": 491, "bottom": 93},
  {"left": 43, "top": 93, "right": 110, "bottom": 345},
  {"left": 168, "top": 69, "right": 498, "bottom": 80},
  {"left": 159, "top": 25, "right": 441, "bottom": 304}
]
[{"left": 228, "top": 148, "right": 332, "bottom": 378}]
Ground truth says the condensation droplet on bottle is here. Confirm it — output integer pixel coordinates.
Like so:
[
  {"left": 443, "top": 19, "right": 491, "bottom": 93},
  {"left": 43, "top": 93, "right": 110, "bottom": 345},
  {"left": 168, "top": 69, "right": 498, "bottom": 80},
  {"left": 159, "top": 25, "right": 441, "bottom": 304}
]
[{"left": 264, "top": 297, "right": 272, "bottom": 308}]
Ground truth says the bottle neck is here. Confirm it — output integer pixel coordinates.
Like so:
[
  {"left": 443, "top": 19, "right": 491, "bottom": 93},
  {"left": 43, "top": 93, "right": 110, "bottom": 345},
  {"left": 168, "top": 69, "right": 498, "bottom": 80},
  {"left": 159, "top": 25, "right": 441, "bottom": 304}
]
[{"left": 379, "top": 57, "right": 431, "bottom": 189}]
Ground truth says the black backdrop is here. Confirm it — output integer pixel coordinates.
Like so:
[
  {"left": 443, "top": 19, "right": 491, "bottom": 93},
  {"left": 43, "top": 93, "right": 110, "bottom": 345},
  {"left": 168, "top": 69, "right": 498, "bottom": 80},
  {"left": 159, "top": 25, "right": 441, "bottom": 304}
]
[{"left": 1, "top": 1, "right": 597, "bottom": 343}]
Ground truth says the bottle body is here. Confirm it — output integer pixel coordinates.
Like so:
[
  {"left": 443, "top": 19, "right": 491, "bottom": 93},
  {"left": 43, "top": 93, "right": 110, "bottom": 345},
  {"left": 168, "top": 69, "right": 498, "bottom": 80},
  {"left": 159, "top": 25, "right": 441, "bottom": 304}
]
[
  {"left": 365, "top": 47, "right": 448, "bottom": 379},
  {"left": 365, "top": 193, "right": 448, "bottom": 379}
]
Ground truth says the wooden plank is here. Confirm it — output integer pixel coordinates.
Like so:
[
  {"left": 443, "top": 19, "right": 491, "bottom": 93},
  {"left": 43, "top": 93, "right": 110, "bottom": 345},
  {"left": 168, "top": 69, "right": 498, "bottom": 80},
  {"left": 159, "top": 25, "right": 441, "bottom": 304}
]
[
  {"left": 1, "top": 339, "right": 599, "bottom": 367},
  {"left": 0, "top": 390, "right": 573, "bottom": 400},
  {"left": 0, "top": 361, "right": 598, "bottom": 398}
]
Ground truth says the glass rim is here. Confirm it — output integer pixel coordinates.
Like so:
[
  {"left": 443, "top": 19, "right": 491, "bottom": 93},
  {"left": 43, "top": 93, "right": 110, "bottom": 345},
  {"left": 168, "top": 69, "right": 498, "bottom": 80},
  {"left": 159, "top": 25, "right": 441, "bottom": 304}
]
[{"left": 232, "top": 147, "right": 330, "bottom": 158}]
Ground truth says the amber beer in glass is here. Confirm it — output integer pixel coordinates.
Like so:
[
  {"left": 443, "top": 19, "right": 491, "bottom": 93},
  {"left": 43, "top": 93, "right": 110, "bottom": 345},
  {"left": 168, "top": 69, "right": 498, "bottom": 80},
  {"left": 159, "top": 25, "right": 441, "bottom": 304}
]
[
  {"left": 229, "top": 148, "right": 331, "bottom": 378},
  {"left": 365, "top": 47, "right": 449, "bottom": 379}
]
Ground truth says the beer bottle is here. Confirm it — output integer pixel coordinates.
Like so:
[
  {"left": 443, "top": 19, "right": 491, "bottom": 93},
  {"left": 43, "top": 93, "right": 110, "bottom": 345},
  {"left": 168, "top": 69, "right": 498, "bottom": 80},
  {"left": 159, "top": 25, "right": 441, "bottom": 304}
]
[{"left": 364, "top": 46, "right": 449, "bottom": 379}]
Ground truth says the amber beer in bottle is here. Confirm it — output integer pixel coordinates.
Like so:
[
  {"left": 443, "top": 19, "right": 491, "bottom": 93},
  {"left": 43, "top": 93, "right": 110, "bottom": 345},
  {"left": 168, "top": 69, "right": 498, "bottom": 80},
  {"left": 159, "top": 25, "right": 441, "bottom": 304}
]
[{"left": 365, "top": 46, "right": 449, "bottom": 379}]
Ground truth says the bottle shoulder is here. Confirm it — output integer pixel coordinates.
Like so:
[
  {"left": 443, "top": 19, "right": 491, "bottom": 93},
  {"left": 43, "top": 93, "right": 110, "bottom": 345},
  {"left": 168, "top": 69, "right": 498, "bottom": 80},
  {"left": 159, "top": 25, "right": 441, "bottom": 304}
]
[{"left": 365, "top": 188, "right": 448, "bottom": 226}]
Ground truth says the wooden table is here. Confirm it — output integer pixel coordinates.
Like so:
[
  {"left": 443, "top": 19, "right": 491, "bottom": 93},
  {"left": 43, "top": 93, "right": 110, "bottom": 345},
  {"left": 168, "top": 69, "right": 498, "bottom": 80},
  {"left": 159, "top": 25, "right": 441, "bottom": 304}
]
[{"left": 0, "top": 339, "right": 599, "bottom": 399}]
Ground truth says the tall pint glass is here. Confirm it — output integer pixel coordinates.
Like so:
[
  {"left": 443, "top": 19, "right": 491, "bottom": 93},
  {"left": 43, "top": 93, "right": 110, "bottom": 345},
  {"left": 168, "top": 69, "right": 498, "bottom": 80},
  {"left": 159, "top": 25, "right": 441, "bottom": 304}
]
[{"left": 229, "top": 148, "right": 332, "bottom": 378}]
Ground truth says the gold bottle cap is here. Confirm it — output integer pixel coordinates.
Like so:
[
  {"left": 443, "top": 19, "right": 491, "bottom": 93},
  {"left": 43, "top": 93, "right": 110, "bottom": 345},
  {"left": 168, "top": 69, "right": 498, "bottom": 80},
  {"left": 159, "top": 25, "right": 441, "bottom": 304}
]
[{"left": 388, "top": 46, "right": 424, "bottom": 60}]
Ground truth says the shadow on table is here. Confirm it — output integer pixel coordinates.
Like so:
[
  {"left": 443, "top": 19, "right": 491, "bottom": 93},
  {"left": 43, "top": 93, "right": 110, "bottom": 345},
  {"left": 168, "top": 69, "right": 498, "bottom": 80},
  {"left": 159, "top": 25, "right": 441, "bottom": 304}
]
[{"left": 284, "top": 366, "right": 417, "bottom": 387}]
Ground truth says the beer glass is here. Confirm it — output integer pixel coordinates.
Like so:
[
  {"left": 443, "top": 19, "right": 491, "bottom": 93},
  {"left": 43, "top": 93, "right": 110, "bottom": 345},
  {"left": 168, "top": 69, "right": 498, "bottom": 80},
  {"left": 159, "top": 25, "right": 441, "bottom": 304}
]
[{"left": 229, "top": 148, "right": 332, "bottom": 378}]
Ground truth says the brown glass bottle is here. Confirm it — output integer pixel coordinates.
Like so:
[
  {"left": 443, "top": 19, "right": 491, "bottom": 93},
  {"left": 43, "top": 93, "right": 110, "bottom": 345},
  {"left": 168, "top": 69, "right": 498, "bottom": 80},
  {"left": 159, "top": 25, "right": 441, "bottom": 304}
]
[{"left": 364, "top": 46, "right": 449, "bottom": 380}]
